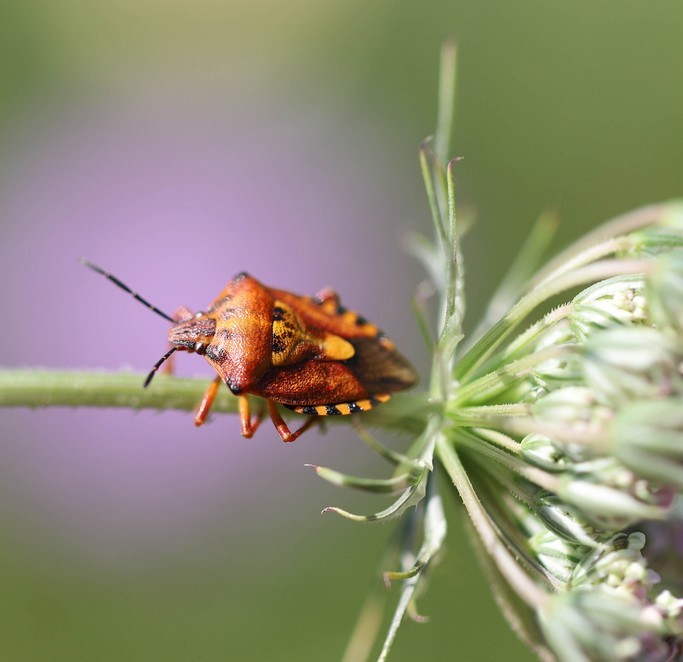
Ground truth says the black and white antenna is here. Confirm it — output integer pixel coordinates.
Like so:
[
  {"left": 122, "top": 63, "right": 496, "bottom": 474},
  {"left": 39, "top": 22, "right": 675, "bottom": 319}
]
[{"left": 81, "top": 258, "right": 177, "bottom": 387}]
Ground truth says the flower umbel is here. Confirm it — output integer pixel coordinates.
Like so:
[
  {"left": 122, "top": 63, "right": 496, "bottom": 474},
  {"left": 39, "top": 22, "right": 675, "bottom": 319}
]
[{"left": 323, "top": 44, "right": 683, "bottom": 661}]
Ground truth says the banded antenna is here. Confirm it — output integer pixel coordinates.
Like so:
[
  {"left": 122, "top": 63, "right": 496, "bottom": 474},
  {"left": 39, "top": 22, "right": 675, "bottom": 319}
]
[
  {"left": 143, "top": 346, "right": 177, "bottom": 388},
  {"left": 81, "top": 258, "right": 177, "bottom": 387},
  {"left": 80, "top": 258, "right": 174, "bottom": 322}
]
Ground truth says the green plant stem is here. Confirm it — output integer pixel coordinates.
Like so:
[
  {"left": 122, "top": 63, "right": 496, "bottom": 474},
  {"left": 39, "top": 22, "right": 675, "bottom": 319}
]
[
  {"left": 472, "top": 427, "right": 522, "bottom": 453},
  {"left": 451, "top": 343, "right": 576, "bottom": 406},
  {"left": 436, "top": 435, "right": 550, "bottom": 610},
  {"left": 448, "top": 403, "right": 532, "bottom": 425},
  {"left": 434, "top": 40, "right": 457, "bottom": 165},
  {"left": 500, "top": 417, "right": 608, "bottom": 451},
  {"left": 499, "top": 304, "right": 573, "bottom": 362},
  {"left": 0, "top": 369, "right": 428, "bottom": 433},
  {"left": 455, "top": 432, "right": 560, "bottom": 492},
  {"left": 529, "top": 203, "right": 669, "bottom": 288},
  {"left": 0, "top": 370, "right": 230, "bottom": 412}
]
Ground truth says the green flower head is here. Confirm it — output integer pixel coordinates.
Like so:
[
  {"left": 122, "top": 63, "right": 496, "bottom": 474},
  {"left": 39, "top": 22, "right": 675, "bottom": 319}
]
[{"left": 320, "top": 44, "right": 683, "bottom": 662}]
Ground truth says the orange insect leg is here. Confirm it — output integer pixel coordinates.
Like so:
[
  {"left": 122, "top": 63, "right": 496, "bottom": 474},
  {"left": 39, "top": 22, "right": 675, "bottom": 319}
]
[
  {"left": 314, "top": 287, "right": 341, "bottom": 313},
  {"left": 239, "top": 395, "right": 264, "bottom": 438},
  {"left": 266, "top": 401, "right": 318, "bottom": 443},
  {"left": 173, "top": 305, "right": 195, "bottom": 323},
  {"left": 195, "top": 376, "right": 222, "bottom": 426}
]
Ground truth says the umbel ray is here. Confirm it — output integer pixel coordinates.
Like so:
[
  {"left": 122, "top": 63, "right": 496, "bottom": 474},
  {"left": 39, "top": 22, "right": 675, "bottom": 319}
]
[{"left": 81, "top": 259, "right": 418, "bottom": 442}]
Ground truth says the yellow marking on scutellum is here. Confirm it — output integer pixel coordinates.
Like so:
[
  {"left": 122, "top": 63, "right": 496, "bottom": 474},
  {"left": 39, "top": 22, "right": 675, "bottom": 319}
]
[{"left": 321, "top": 333, "right": 355, "bottom": 361}]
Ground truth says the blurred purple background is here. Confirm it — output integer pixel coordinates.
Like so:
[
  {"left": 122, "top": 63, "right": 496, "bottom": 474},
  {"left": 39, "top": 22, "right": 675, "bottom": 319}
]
[{"left": 0, "top": 84, "right": 425, "bottom": 565}]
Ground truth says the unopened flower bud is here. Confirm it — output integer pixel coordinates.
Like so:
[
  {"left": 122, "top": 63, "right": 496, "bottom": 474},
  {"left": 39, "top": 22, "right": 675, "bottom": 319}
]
[
  {"left": 539, "top": 588, "right": 669, "bottom": 662},
  {"left": 612, "top": 399, "right": 683, "bottom": 489},
  {"left": 535, "top": 492, "right": 602, "bottom": 548},
  {"left": 557, "top": 475, "right": 667, "bottom": 528},
  {"left": 646, "top": 251, "right": 683, "bottom": 335},
  {"left": 571, "top": 275, "right": 648, "bottom": 342},
  {"left": 532, "top": 387, "right": 611, "bottom": 441},
  {"left": 582, "top": 327, "right": 681, "bottom": 405},
  {"left": 520, "top": 434, "right": 574, "bottom": 472},
  {"left": 529, "top": 530, "right": 584, "bottom": 584}
]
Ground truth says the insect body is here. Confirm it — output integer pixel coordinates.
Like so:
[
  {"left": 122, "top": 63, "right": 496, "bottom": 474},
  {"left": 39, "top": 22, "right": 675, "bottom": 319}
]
[{"left": 82, "top": 261, "right": 418, "bottom": 442}]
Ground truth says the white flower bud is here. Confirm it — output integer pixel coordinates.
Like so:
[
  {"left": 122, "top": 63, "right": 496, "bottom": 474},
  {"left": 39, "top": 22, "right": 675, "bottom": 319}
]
[
  {"left": 521, "top": 434, "right": 576, "bottom": 471},
  {"left": 571, "top": 275, "right": 648, "bottom": 342},
  {"left": 612, "top": 399, "right": 683, "bottom": 489},
  {"left": 535, "top": 492, "right": 601, "bottom": 548},
  {"left": 539, "top": 589, "right": 670, "bottom": 662},
  {"left": 533, "top": 386, "right": 595, "bottom": 423},
  {"left": 557, "top": 476, "right": 667, "bottom": 528},
  {"left": 656, "top": 590, "right": 683, "bottom": 621},
  {"left": 582, "top": 327, "right": 681, "bottom": 405},
  {"left": 530, "top": 321, "right": 583, "bottom": 388},
  {"left": 646, "top": 251, "right": 683, "bottom": 334},
  {"left": 532, "top": 387, "right": 612, "bottom": 443}
]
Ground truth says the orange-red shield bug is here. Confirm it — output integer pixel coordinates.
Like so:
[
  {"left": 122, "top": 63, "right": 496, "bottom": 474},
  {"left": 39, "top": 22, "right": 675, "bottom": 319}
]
[{"left": 81, "top": 259, "right": 418, "bottom": 442}]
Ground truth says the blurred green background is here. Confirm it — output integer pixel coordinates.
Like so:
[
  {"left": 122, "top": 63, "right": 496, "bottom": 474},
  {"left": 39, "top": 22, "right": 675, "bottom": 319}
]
[{"left": 1, "top": 1, "right": 683, "bottom": 661}]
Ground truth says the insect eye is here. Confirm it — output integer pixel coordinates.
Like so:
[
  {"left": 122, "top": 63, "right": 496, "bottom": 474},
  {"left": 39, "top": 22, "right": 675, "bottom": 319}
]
[{"left": 194, "top": 342, "right": 206, "bottom": 355}]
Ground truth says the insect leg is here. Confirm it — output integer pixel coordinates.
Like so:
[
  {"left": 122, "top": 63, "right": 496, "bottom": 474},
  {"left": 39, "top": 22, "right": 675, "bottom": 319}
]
[
  {"left": 194, "top": 376, "right": 222, "bottom": 426},
  {"left": 173, "top": 306, "right": 194, "bottom": 323},
  {"left": 266, "top": 401, "right": 318, "bottom": 443},
  {"left": 238, "top": 395, "right": 264, "bottom": 438},
  {"left": 160, "top": 352, "right": 176, "bottom": 376},
  {"left": 313, "top": 287, "right": 341, "bottom": 313}
]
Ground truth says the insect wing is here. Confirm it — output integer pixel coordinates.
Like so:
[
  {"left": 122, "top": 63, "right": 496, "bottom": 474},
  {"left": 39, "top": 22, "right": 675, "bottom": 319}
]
[
  {"left": 256, "top": 360, "right": 371, "bottom": 407},
  {"left": 344, "top": 337, "right": 417, "bottom": 393},
  {"left": 265, "top": 287, "right": 418, "bottom": 396}
]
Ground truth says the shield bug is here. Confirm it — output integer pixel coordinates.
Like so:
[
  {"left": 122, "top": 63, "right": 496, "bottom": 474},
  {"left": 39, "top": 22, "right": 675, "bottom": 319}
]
[{"left": 82, "top": 260, "right": 418, "bottom": 442}]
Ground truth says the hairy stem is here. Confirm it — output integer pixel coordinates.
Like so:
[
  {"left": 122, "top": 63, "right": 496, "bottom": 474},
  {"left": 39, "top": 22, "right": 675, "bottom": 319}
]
[
  {"left": 0, "top": 369, "right": 428, "bottom": 433},
  {"left": 436, "top": 435, "right": 550, "bottom": 610},
  {"left": 0, "top": 370, "right": 238, "bottom": 413}
]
